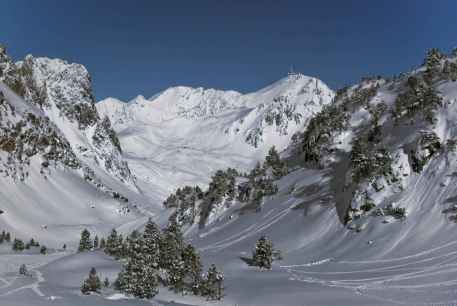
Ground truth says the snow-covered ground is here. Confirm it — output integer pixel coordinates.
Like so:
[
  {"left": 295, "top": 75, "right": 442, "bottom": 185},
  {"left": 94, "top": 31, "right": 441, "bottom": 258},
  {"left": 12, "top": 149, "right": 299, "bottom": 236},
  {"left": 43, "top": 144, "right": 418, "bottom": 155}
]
[
  {"left": 97, "top": 73, "right": 334, "bottom": 202},
  {"left": 3, "top": 47, "right": 457, "bottom": 306},
  {"left": 3, "top": 157, "right": 457, "bottom": 306}
]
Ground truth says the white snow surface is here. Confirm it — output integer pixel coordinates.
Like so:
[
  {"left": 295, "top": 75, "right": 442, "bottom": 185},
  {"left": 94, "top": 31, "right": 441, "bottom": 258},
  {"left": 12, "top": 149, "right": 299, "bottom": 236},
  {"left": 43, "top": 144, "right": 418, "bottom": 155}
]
[
  {"left": 97, "top": 73, "right": 334, "bottom": 201},
  {"left": 4, "top": 57, "right": 457, "bottom": 306}
]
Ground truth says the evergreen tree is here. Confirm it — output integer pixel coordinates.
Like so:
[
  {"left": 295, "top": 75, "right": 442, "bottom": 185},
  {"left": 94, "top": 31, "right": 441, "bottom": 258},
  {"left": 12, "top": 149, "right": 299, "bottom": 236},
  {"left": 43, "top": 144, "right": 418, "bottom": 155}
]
[
  {"left": 159, "top": 219, "right": 185, "bottom": 290},
  {"left": 5, "top": 232, "right": 11, "bottom": 242},
  {"left": 424, "top": 48, "right": 444, "bottom": 83},
  {"left": 250, "top": 161, "right": 266, "bottom": 178},
  {"left": 203, "top": 264, "right": 224, "bottom": 300},
  {"left": 19, "top": 264, "right": 28, "bottom": 276},
  {"left": 143, "top": 218, "right": 161, "bottom": 270},
  {"left": 182, "top": 244, "right": 203, "bottom": 294},
  {"left": 81, "top": 267, "right": 102, "bottom": 295},
  {"left": 0, "top": 230, "right": 5, "bottom": 243},
  {"left": 265, "top": 146, "right": 287, "bottom": 178},
  {"left": 78, "top": 229, "right": 92, "bottom": 252},
  {"left": 93, "top": 235, "right": 99, "bottom": 249},
  {"left": 104, "top": 277, "right": 110, "bottom": 288},
  {"left": 252, "top": 236, "right": 274, "bottom": 269},
  {"left": 117, "top": 238, "right": 159, "bottom": 299},
  {"left": 40, "top": 245, "right": 47, "bottom": 255},
  {"left": 26, "top": 238, "right": 39, "bottom": 249},
  {"left": 12, "top": 238, "right": 25, "bottom": 251},
  {"left": 105, "top": 229, "right": 121, "bottom": 257}
]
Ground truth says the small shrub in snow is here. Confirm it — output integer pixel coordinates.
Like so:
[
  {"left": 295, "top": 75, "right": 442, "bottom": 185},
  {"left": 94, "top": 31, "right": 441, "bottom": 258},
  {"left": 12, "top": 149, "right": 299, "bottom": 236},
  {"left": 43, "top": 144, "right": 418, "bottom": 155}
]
[
  {"left": 360, "top": 201, "right": 376, "bottom": 212},
  {"left": 12, "top": 238, "right": 25, "bottom": 251},
  {"left": 40, "top": 245, "right": 47, "bottom": 255},
  {"left": 19, "top": 264, "right": 28, "bottom": 276},
  {"left": 385, "top": 204, "right": 407, "bottom": 219}
]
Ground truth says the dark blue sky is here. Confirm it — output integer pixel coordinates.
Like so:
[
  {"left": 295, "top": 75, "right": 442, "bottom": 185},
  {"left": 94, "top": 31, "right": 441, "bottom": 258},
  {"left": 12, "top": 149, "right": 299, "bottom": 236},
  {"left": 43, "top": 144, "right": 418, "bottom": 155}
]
[{"left": 2, "top": 1, "right": 457, "bottom": 101}]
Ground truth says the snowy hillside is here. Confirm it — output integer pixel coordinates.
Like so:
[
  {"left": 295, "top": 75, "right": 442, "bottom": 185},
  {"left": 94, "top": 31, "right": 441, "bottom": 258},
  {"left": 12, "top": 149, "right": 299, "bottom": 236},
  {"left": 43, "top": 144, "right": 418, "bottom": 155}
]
[
  {"left": 0, "top": 46, "right": 146, "bottom": 245},
  {"left": 97, "top": 73, "right": 334, "bottom": 200},
  {"left": 3, "top": 43, "right": 457, "bottom": 306}
]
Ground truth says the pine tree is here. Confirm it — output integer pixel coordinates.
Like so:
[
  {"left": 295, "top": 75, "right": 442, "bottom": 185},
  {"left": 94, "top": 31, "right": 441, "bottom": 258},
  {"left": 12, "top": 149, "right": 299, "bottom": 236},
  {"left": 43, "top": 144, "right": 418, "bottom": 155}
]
[
  {"left": 12, "top": 238, "right": 25, "bottom": 251},
  {"left": 81, "top": 267, "right": 102, "bottom": 295},
  {"left": 19, "top": 264, "right": 28, "bottom": 276},
  {"left": 252, "top": 235, "right": 274, "bottom": 269},
  {"left": 203, "top": 264, "right": 224, "bottom": 300},
  {"left": 103, "top": 277, "right": 110, "bottom": 288},
  {"left": 143, "top": 218, "right": 161, "bottom": 270},
  {"left": 117, "top": 238, "right": 159, "bottom": 299},
  {"left": 265, "top": 146, "right": 287, "bottom": 178},
  {"left": 5, "top": 232, "right": 11, "bottom": 243},
  {"left": 40, "top": 245, "right": 47, "bottom": 255},
  {"left": 93, "top": 235, "right": 99, "bottom": 249},
  {"left": 105, "top": 229, "right": 120, "bottom": 257},
  {"left": 182, "top": 244, "right": 203, "bottom": 294},
  {"left": 78, "top": 229, "right": 92, "bottom": 252},
  {"left": 424, "top": 48, "right": 444, "bottom": 83},
  {"left": 159, "top": 219, "right": 185, "bottom": 290}
]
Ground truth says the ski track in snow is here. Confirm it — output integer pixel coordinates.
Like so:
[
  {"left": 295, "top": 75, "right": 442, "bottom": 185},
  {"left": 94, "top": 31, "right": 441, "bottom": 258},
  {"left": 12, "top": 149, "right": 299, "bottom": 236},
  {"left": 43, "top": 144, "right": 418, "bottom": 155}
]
[
  {"left": 0, "top": 269, "right": 45, "bottom": 298},
  {"left": 200, "top": 199, "right": 296, "bottom": 251},
  {"left": 282, "top": 240, "right": 457, "bottom": 302}
]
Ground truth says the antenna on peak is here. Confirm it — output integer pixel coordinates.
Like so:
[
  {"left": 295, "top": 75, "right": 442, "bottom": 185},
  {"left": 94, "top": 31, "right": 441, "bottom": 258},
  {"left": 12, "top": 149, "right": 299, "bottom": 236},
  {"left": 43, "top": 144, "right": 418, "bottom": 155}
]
[{"left": 288, "top": 65, "right": 295, "bottom": 76}]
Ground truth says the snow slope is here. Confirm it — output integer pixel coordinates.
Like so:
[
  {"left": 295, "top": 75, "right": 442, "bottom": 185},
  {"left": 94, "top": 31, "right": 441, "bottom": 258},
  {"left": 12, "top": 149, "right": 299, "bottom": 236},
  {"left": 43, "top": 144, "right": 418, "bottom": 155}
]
[
  {"left": 3, "top": 45, "right": 457, "bottom": 306},
  {"left": 97, "top": 73, "right": 334, "bottom": 201},
  {"left": 0, "top": 47, "right": 152, "bottom": 246}
]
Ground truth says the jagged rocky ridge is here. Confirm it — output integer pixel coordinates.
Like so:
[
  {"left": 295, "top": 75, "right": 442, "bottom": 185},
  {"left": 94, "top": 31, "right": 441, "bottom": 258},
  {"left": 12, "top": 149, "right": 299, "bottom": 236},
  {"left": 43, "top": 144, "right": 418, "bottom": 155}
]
[{"left": 0, "top": 45, "right": 134, "bottom": 189}]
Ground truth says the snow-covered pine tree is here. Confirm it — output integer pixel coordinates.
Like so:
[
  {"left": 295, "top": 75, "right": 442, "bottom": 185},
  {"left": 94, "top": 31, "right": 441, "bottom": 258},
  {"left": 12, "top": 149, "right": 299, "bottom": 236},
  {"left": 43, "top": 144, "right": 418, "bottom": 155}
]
[
  {"left": 181, "top": 244, "right": 203, "bottom": 294},
  {"left": 117, "top": 237, "right": 159, "bottom": 299},
  {"left": 93, "top": 235, "right": 99, "bottom": 249},
  {"left": 424, "top": 48, "right": 444, "bottom": 84},
  {"left": 265, "top": 146, "right": 287, "bottom": 178},
  {"left": 203, "top": 264, "right": 224, "bottom": 300},
  {"left": 252, "top": 235, "right": 274, "bottom": 269},
  {"left": 159, "top": 218, "right": 185, "bottom": 290},
  {"left": 12, "top": 238, "right": 25, "bottom": 251},
  {"left": 81, "top": 267, "right": 102, "bottom": 295},
  {"left": 78, "top": 229, "right": 92, "bottom": 252},
  {"left": 105, "top": 228, "right": 120, "bottom": 257},
  {"left": 143, "top": 218, "right": 161, "bottom": 270}
]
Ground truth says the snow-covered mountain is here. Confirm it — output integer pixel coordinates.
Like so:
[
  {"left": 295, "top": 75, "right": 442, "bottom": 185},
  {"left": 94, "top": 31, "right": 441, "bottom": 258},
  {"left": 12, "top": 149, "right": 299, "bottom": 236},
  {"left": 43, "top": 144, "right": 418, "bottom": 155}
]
[
  {"left": 3, "top": 42, "right": 457, "bottom": 306},
  {"left": 0, "top": 46, "right": 144, "bottom": 245},
  {"left": 97, "top": 73, "right": 334, "bottom": 200}
]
